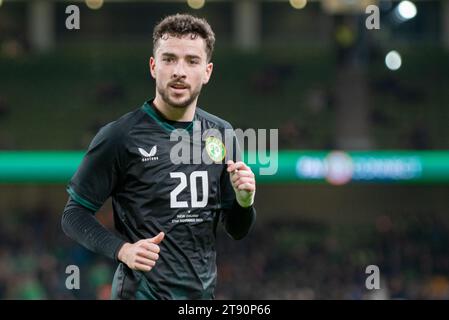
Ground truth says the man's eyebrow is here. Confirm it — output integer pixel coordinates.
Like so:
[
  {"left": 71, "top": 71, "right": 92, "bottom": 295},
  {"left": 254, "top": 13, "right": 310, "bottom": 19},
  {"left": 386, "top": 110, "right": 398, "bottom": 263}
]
[
  {"left": 161, "top": 52, "right": 177, "bottom": 57},
  {"left": 161, "top": 52, "right": 202, "bottom": 60},
  {"left": 185, "top": 54, "right": 201, "bottom": 60}
]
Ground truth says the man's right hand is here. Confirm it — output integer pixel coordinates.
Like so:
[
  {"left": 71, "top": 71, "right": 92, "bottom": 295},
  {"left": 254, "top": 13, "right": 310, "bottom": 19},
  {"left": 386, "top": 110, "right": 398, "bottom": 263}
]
[{"left": 117, "top": 232, "right": 164, "bottom": 272}]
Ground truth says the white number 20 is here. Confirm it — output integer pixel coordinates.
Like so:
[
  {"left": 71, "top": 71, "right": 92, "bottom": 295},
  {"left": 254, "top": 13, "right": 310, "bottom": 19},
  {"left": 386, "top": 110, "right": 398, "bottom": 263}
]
[{"left": 170, "top": 171, "right": 208, "bottom": 208}]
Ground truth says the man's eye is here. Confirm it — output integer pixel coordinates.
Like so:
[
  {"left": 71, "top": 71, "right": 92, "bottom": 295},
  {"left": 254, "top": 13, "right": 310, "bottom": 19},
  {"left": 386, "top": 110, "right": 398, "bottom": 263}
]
[
  {"left": 189, "top": 60, "right": 199, "bottom": 64},
  {"left": 163, "top": 58, "right": 174, "bottom": 62}
]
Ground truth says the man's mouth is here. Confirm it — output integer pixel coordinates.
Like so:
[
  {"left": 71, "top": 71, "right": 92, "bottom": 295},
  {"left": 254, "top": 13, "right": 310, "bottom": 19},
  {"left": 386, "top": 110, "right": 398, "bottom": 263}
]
[{"left": 170, "top": 83, "right": 189, "bottom": 90}]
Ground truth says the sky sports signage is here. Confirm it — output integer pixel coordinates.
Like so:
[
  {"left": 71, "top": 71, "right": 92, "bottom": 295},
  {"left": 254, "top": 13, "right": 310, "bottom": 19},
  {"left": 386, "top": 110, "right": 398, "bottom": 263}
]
[
  {"left": 296, "top": 151, "right": 422, "bottom": 185},
  {"left": 0, "top": 151, "right": 448, "bottom": 184},
  {"left": 292, "top": 151, "right": 449, "bottom": 185}
]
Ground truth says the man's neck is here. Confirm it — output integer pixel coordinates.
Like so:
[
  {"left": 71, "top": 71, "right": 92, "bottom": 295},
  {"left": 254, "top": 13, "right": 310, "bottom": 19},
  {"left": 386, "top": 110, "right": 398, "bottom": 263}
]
[{"left": 152, "top": 95, "right": 196, "bottom": 122}]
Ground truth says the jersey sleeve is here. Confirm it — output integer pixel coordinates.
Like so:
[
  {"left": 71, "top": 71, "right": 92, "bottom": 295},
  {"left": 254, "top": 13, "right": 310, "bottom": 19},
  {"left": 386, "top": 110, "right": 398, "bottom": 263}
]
[{"left": 67, "top": 122, "right": 124, "bottom": 212}]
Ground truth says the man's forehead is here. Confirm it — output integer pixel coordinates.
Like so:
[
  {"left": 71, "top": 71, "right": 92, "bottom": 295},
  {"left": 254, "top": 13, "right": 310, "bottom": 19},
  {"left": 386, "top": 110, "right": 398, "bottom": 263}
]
[{"left": 156, "top": 34, "right": 207, "bottom": 57}]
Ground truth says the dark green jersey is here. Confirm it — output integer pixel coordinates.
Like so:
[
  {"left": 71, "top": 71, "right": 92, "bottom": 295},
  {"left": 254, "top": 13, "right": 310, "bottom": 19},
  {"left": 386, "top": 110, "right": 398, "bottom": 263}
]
[{"left": 67, "top": 100, "right": 253, "bottom": 299}]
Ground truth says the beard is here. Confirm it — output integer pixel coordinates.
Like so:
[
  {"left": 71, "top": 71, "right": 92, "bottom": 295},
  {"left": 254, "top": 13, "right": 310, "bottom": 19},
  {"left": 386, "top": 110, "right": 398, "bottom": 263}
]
[{"left": 157, "top": 81, "right": 202, "bottom": 109}]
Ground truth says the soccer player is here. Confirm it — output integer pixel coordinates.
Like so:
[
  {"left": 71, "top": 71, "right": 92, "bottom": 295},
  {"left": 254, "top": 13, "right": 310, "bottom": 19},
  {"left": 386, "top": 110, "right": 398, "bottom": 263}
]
[{"left": 61, "top": 14, "right": 256, "bottom": 300}]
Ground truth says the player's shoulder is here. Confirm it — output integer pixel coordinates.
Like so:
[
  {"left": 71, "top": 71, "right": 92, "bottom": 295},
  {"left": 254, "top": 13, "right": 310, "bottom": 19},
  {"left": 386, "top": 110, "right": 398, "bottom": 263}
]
[
  {"left": 93, "top": 107, "right": 144, "bottom": 143},
  {"left": 196, "top": 107, "right": 233, "bottom": 130}
]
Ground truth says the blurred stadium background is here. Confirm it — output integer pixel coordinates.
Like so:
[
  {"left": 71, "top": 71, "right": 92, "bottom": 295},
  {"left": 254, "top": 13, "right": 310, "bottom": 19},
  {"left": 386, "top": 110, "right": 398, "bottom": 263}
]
[{"left": 0, "top": 0, "right": 449, "bottom": 299}]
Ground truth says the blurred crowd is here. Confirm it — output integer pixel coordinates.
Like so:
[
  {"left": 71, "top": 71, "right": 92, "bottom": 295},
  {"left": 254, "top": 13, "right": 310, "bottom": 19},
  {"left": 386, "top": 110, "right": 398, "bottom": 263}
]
[
  {"left": 0, "top": 203, "right": 114, "bottom": 299},
  {"left": 1, "top": 203, "right": 449, "bottom": 300},
  {"left": 216, "top": 211, "right": 449, "bottom": 299}
]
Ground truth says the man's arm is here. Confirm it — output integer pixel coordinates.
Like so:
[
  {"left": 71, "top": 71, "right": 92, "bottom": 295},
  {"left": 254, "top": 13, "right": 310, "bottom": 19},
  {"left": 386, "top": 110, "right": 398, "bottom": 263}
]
[
  {"left": 62, "top": 197, "right": 164, "bottom": 271},
  {"left": 221, "top": 200, "right": 256, "bottom": 240},
  {"left": 62, "top": 122, "right": 163, "bottom": 271},
  {"left": 61, "top": 197, "right": 126, "bottom": 261},
  {"left": 221, "top": 160, "right": 257, "bottom": 240}
]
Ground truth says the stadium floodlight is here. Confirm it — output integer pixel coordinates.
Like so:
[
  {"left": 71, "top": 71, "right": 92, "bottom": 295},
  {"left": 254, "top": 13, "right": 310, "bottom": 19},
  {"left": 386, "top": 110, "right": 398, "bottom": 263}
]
[
  {"left": 397, "top": 1, "right": 417, "bottom": 20},
  {"left": 187, "top": 0, "right": 205, "bottom": 10},
  {"left": 86, "top": 0, "right": 104, "bottom": 10},
  {"left": 322, "top": 0, "right": 379, "bottom": 14},
  {"left": 385, "top": 50, "right": 402, "bottom": 71},
  {"left": 289, "top": 0, "right": 307, "bottom": 10}
]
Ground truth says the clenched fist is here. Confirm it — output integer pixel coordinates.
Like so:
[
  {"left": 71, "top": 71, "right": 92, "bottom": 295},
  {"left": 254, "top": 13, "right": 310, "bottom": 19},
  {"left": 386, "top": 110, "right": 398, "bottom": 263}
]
[
  {"left": 227, "top": 160, "right": 256, "bottom": 208},
  {"left": 118, "top": 232, "right": 164, "bottom": 272}
]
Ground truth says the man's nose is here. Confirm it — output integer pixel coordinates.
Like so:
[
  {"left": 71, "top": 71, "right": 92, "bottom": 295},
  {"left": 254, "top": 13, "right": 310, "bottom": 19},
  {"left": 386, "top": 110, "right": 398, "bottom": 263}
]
[{"left": 172, "top": 61, "right": 187, "bottom": 79}]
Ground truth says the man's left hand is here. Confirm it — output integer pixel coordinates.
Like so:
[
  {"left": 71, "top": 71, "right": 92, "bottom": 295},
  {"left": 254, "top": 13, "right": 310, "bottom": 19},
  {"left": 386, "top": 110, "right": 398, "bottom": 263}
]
[{"left": 227, "top": 160, "right": 256, "bottom": 208}]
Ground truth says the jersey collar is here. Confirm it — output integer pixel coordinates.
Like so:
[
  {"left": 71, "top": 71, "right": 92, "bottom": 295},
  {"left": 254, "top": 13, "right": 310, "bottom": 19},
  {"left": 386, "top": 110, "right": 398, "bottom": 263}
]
[{"left": 142, "top": 100, "right": 195, "bottom": 133}]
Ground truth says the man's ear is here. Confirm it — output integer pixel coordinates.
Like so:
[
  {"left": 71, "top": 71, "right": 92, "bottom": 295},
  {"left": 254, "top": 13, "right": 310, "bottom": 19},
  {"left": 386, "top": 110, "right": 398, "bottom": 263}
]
[
  {"left": 149, "top": 57, "right": 156, "bottom": 79},
  {"left": 203, "top": 62, "right": 213, "bottom": 85}
]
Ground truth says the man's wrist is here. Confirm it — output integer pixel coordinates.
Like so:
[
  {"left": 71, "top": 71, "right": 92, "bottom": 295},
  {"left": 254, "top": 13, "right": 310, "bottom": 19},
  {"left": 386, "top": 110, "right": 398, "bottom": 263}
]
[
  {"left": 236, "top": 197, "right": 253, "bottom": 208},
  {"left": 117, "top": 242, "right": 131, "bottom": 263},
  {"left": 235, "top": 190, "right": 255, "bottom": 208}
]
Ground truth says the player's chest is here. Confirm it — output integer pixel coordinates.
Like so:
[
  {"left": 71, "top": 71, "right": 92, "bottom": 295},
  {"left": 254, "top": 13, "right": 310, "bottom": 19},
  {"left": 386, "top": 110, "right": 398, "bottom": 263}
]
[{"left": 124, "top": 135, "right": 225, "bottom": 187}]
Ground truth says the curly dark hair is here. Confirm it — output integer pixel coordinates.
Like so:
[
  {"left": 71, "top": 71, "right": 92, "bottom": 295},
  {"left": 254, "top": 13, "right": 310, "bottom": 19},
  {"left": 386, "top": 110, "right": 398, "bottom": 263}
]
[{"left": 153, "top": 13, "right": 215, "bottom": 62}]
